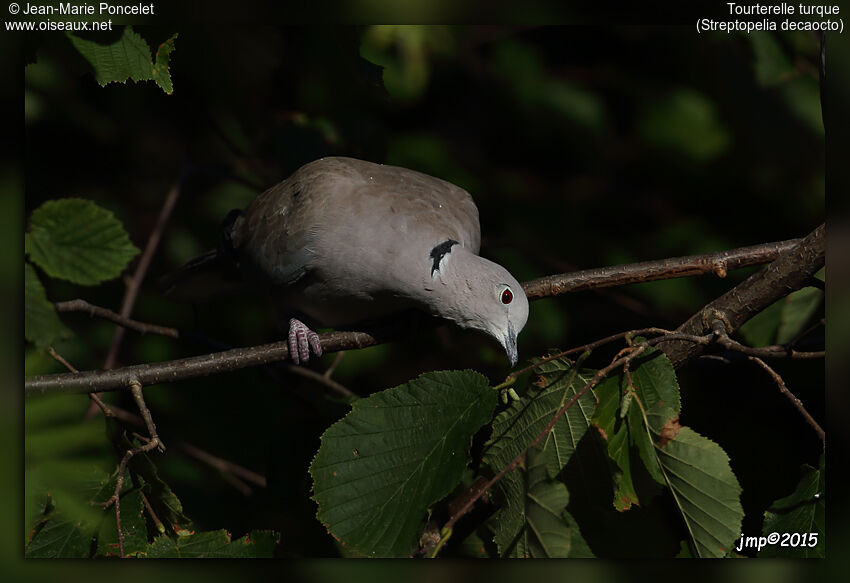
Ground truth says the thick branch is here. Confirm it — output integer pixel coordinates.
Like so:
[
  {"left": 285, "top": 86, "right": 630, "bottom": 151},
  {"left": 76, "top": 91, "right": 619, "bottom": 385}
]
[{"left": 658, "top": 224, "right": 824, "bottom": 367}]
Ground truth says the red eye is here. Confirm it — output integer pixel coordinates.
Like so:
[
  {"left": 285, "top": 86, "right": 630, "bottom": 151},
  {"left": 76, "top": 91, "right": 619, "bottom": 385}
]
[{"left": 501, "top": 288, "right": 513, "bottom": 304}]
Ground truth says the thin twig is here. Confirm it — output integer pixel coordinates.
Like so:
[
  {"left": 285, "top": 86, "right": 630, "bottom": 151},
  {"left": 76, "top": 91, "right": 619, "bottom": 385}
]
[
  {"left": 104, "top": 181, "right": 183, "bottom": 368},
  {"left": 140, "top": 490, "right": 165, "bottom": 535},
  {"left": 56, "top": 300, "right": 179, "bottom": 338},
  {"left": 85, "top": 181, "right": 183, "bottom": 420},
  {"left": 103, "top": 380, "right": 165, "bottom": 558},
  {"left": 708, "top": 317, "right": 824, "bottom": 359},
  {"left": 284, "top": 363, "right": 355, "bottom": 398},
  {"left": 46, "top": 347, "right": 116, "bottom": 416},
  {"left": 498, "top": 327, "right": 675, "bottom": 388},
  {"left": 104, "top": 435, "right": 163, "bottom": 558},
  {"left": 177, "top": 441, "right": 266, "bottom": 490},
  {"left": 128, "top": 380, "right": 165, "bottom": 453},
  {"left": 324, "top": 351, "right": 346, "bottom": 379},
  {"left": 87, "top": 400, "right": 266, "bottom": 491},
  {"left": 716, "top": 334, "right": 824, "bottom": 359},
  {"left": 748, "top": 356, "right": 825, "bottom": 444}
]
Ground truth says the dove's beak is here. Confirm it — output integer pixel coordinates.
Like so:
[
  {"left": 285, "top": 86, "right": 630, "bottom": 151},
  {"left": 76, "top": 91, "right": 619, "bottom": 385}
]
[{"left": 503, "top": 323, "right": 518, "bottom": 368}]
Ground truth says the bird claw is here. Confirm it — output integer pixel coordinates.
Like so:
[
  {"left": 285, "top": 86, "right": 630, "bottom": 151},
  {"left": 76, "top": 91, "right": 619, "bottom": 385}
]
[{"left": 288, "top": 318, "right": 323, "bottom": 365}]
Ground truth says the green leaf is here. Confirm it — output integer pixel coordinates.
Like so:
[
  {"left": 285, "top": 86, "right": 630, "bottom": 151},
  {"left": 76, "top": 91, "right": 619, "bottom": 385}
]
[
  {"left": 777, "top": 287, "right": 823, "bottom": 344},
  {"left": 492, "top": 446, "right": 593, "bottom": 558},
  {"left": 456, "top": 528, "right": 492, "bottom": 558},
  {"left": 644, "top": 406, "right": 744, "bottom": 558},
  {"left": 592, "top": 350, "right": 680, "bottom": 510},
  {"left": 145, "top": 530, "right": 279, "bottom": 558},
  {"left": 310, "top": 370, "right": 497, "bottom": 557},
  {"left": 26, "top": 464, "right": 111, "bottom": 558},
  {"left": 639, "top": 88, "right": 731, "bottom": 162},
  {"left": 760, "top": 459, "right": 824, "bottom": 558},
  {"left": 26, "top": 198, "right": 139, "bottom": 285},
  {"left": 25, "top": 510, "right": 92, "bottom": 558},
  {"left": 101, "top": 417, "right": 193, "bottom": 534},
  {"left": 95, "top": 489, "right": 149, "bottom": 557},
  {"left": 676, "top": 539, "right": 695, "bottom": 558},
  {"left": 750, "top": 32, "right": 794, "bottom": 86},
  {"left": 485, "top": 357, "right": 597, "bottom": 482},
  {"left": 482, "top": 357, "right": 596, "bottom": 556},
  {"left": 738, "top": 286, "right": 823, "bottom": 347},
  {"left": 151, "top": 34, "right": 178, "bottom": 94},
  {"left": 25, "top": 263, "right": 72, "bottom": 347},
  {"left": 738, "top": 299, "right": 784, "bottom": 347},
  {"left": 67, "top": 27, "right": 178, "bottom": 94}
]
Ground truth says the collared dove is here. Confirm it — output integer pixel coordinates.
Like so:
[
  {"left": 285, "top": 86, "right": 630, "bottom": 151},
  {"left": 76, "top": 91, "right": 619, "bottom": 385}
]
[{"left": 163, "top": 157, "right": 529, "bottom": 365}]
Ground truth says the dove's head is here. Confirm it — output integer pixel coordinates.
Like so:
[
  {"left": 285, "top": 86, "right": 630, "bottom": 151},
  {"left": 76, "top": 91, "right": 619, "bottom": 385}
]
[{"left": 429, "top": 246, "right": 529, "bottom": 367}]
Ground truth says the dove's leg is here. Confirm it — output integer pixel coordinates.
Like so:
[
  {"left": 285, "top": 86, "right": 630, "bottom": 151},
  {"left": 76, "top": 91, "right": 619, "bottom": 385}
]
[{"left": 288, "top": 318, "right": 323, "bottom": 364}]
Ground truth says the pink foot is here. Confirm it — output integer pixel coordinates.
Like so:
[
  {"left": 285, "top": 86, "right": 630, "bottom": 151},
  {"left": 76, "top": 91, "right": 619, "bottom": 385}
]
[{"left": 288, "top": 318, "right": 323, "bottom": 364}]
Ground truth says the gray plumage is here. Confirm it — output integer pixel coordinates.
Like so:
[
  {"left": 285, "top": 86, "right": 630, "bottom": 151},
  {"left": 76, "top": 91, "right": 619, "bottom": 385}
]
[{"left": 164, "top": 157, "right": 529, "bottom": 365}]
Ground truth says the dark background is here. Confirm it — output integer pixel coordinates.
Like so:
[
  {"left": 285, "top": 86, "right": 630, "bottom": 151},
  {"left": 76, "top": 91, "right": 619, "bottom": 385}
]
[{"left": 23, "top": 25, "right": 824, "bottom": 557}]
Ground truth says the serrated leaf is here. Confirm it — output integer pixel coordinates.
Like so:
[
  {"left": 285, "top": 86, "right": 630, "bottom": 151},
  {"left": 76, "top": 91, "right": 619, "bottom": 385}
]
[
  {"left": 493, "top": 446, "right": 593, "bottom": 558},
  {"left": 644, "top": 406, "right": 744, "bottom": 559},
  {"left": 25, "top": 511, "right": 91, "bottom": 558},
  {"left": 310, "top": 370, "right": 497, "bottom": 557},
  {"left": 25, "top": 464, "right": 110, "bottom": 558},
  {"left": 67, "top": 27, "right": 178, "bottom": 94},
  {"left": 26, "top": 198, "right": 139, "bottom": 285},
  {"left": 482, "top": 357, "right": 596, "bottom": 556},
  {"left": 484, "top": 357, "right": 597, "bottom": 482},
  {"left": 151, "top": 34, "right": 178, "bottom": 94},
  {"left": 101, "top": 417, "right": 192, "bottom": 533},
  {"left": 25, "top": 398, "right": 191, "bottom": 557},
  {"left": 25, "top": 263, "right": 72, "bottom": 347},
  {"left": 96, "top": 489, "right": 148, "bottom": 557},
  {"left": 592, "top": 350, "right": 679, "bottom": 510},
  {"left": 145, "top": 530, "right": 278, "bottom": 558},
  {"left": 760, "top": 459, "right": 824, "bottom": 558}
]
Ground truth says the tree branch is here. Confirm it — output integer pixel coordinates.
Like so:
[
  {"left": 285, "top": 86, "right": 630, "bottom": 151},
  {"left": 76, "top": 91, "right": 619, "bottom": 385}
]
[
  {"left": 657, "top": 224, "right": 824, "bottom": 367},
  {"left": 27, "top": 329, "right": 390, "bottom": 396},
  {"left": 26, "top": 235, "right": 815, "bottom": 397},
  {"left": 521, "top": 238, "right": 801, "bottom": 299},
  {"left": 748, "top": 356, "right": 825, "bottom": 444},
  {"left": 56, "top": 299, "right": 179, "bottom": 338},
  {"left": 104, "top": 180, "right": 182, "bottom": 368}
]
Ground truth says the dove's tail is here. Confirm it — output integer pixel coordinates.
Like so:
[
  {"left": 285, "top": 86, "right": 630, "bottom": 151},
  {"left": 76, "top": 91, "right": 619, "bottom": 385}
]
[
  {"left": 158, "top": 250, "right": 247, "bottom": 301},
  {"left": 159, "top": 210, "right": 247, "bottom": 301}
]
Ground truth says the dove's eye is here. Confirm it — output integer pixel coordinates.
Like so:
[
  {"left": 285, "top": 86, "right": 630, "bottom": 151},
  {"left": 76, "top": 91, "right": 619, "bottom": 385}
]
[{"left": 501, "top": 288, "right": 513, "bottom": 305}]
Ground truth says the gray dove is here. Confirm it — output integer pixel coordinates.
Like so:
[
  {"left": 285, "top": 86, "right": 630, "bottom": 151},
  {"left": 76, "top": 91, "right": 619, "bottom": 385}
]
[{"left": 164, "top": 157, "right": 529, "bottom": 366}]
